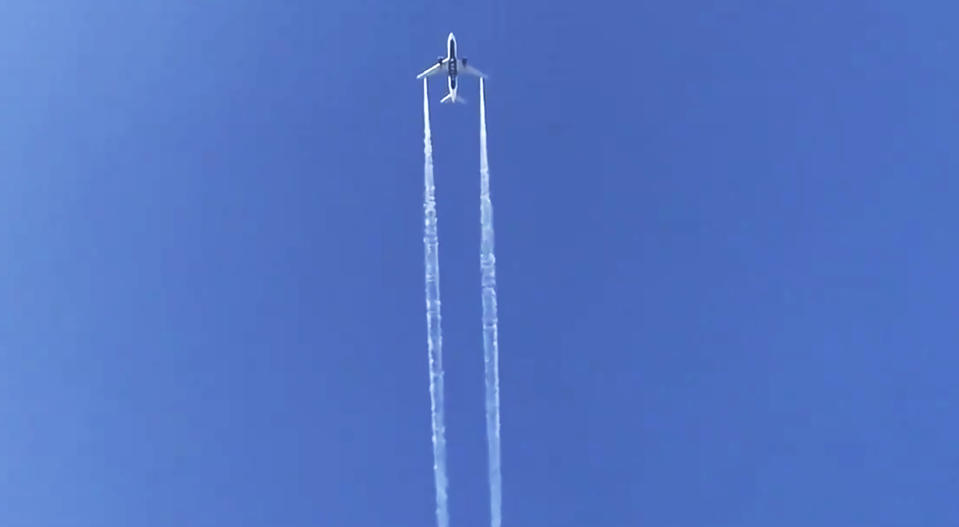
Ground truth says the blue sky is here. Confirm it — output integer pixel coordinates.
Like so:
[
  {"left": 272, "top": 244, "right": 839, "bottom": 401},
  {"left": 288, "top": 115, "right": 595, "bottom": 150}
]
[{"left": 2, "top": 1, "right": 958, "bottom": 526}]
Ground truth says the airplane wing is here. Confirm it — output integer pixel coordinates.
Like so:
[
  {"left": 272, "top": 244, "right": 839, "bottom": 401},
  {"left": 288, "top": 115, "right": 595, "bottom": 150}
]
[
  {"left": 416, "top": 60, "right": 447, "bottom": 79},
  {"left": 460, "top": 61, "right": 487, "bottom": 78}
]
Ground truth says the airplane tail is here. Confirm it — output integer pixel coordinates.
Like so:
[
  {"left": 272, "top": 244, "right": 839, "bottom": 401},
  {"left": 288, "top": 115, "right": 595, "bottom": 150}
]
[{"left": 440, "top": 93, "right": 466, "bottom": 104}]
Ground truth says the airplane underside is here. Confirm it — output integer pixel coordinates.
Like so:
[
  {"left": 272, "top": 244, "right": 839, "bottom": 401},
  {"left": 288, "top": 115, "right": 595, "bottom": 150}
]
[{"left": 416, "top": 32, "right": 486, "bottom": 104}]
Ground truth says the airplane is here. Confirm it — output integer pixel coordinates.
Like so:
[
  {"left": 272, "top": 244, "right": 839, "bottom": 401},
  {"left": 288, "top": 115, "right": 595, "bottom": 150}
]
[{"left": 416, "top": 32, "right": 486, "bottom": 104}]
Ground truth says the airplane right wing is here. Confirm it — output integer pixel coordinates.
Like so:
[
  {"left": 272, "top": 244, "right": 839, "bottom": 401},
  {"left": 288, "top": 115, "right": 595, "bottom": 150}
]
[{"left": 416, "top": 60, "right": 447, "bottom": 79}]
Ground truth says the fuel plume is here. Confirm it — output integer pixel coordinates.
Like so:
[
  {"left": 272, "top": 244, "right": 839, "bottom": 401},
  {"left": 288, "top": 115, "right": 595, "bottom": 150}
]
[
  {"left": 479, "top": 77, "right": 503, "bottom": 527},
  {"left": 422, "top": 78, "right": 450, "bottom": 527}
]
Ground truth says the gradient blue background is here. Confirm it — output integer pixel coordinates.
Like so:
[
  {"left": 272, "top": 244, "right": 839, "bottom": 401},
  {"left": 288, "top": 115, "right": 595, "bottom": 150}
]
[{"left": 2, "top": 1, "right": 957, "bottom": 525}]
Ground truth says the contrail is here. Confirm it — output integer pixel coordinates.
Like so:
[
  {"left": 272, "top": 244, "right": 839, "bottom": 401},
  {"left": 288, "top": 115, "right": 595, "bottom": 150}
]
[
  {"left": 423, "top": 78, "right": 449, "bottom": 527},
  {"left": 479, "top": 77, "right": 503, "bottom": 527}
]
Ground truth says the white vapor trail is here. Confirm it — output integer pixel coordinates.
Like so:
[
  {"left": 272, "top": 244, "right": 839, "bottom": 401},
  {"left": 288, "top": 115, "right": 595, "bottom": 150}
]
[
  {"left": 479, "top": 77, "right": 503, "bottom": 527},
  {"left": 423, "top": 78, "right": 449, "bottom": 527}
]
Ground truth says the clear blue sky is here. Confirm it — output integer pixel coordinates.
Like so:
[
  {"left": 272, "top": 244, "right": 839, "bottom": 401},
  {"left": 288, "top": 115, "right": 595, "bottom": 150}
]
[{"left": 2, "top": 1, "right": 957, "bottom": 526}]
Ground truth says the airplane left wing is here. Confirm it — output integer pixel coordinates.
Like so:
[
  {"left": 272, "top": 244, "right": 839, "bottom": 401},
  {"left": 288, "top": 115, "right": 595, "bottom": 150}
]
[
  {"left": 416, "top": 61, "right": 446, "bottom": 79},
  {"left": 460, "top": 61, "right": 487, "bottom": 78}
]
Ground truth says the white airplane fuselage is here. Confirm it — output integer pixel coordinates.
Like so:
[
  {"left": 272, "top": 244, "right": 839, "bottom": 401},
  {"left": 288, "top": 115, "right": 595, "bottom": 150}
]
[{"left": 444, "top": 33, "right": 460, "bottom": 102}]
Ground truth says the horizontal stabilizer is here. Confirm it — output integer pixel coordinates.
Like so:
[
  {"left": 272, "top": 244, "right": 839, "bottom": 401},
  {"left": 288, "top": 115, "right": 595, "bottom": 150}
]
[{"left": 440, "top": 93, "right": 466, "bottom": 104}]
